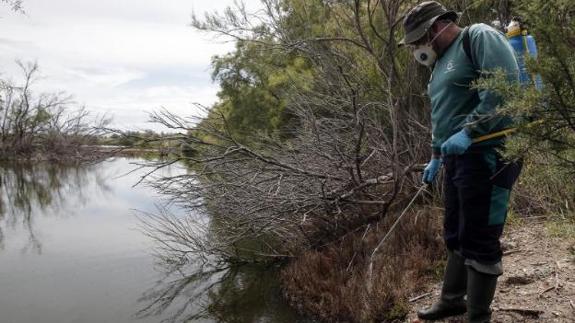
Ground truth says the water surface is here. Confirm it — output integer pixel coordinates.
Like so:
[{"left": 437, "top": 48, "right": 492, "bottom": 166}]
[{"left": 0, "top": 157, "right": 304, "bottom": 323}]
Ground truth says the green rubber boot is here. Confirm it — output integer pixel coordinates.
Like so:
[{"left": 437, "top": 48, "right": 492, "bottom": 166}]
[
  {"left": 417, "top": 250, "right": 467, "bottom": 320},
  {"left": 467, "top": 266, "right": 498, "bottom": 323}
]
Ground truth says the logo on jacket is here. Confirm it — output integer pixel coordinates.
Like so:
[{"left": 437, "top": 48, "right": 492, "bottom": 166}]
[{"left": 445, "top": 60, "right": 455, "bottom": 73}]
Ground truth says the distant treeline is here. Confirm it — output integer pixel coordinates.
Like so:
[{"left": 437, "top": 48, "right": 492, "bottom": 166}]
[
  {"left": 0, "top": 62, "right": 109, "bottom": 161},
  {"left": 101, "top": 130, "right": 177, "bottom": 148}
]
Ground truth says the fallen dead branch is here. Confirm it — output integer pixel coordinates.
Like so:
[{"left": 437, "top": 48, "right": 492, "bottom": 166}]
[
  {"left": 497, "top": 307, "right": 544, "bottom": 317},
  {"left": 503, "top": 249, "right": 522, "bottom": 256},
  {"left": 409, "top": 292, "right": 432, "bottom": 303}
]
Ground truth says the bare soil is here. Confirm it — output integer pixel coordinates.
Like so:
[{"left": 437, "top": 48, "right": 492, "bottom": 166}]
[{"left": 406, "top": 218, "right": 575, "bottom": 323}]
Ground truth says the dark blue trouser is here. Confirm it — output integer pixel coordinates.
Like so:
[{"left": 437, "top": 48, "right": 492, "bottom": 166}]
[{"left": 443, "top": 147, "right": 522, "bottom": 265}]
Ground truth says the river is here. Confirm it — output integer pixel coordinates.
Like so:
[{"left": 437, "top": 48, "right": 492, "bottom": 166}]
[{"left": 0, "top": 157, "right": 306, "bottom": 323}]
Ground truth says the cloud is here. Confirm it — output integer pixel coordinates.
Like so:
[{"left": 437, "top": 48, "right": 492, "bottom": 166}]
[
  {"left": 97, "top": 84, "right": 217, "bottom": 131},
  {"left": 68, "top": 67, "right": 145, "bottom": 87},
  {"left": 119, "top": 66, "right": 210, "bottom": 89},
  {"left": 0, "top": 0, "right": 263, "bottom": 130}
]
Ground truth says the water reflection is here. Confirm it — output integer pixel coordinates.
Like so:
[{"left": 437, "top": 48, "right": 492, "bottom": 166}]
[
  {"left": 0, "top": 161, "right": 107, "bottom": 254},
  {"left": 0, "top": 158, "right": 166, "bottom": 323},
  {"left": 137, "top": 263, "right": 306, "bottom": 323},
  {"left": 0, "top": 158, "right": 306, "bottom": 323},
  {"left": 137, "top": 264, "right": 229, "bottom": 322}
]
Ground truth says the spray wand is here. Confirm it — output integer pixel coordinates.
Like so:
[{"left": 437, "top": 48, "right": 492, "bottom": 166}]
[{"left": 366, "top": 183, "right": 429, "bottom": 291}]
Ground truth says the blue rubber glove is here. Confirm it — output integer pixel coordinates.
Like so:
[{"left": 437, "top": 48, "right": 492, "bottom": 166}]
[
  {"left": 441, "top": 129, "right": 473, "bottom": 156},
  {"left": 422, "top": 158, "right": 441, "bottom": 184}
]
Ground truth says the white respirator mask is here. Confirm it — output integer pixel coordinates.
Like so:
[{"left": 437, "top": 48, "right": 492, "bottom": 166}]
[{"left": 412, "top": 22, "right": 452, "bottom": 67}]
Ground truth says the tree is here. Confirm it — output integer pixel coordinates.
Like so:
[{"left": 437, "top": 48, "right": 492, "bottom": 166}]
[
  {"left": 208, "top": 40, "right": 313, "bottom": 139},
  {"left": 0, "top": 62, "right": 110, "bottom": 160},
  {"left": 144, "top": 0, "right": 436, "bottom": 275},
  {"left": 474, "top": 0, "right": 575, "bottom": 214}
]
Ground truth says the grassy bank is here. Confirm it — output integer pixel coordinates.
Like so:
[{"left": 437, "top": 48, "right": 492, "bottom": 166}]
[
  {"left": 1, "top": 147, "right": 110, "bottom": 163},
  {"left": 280, "top": 205, "right": 444, "bottom": 322}
]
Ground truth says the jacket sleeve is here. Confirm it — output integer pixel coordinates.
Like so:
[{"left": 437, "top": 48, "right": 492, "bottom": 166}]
[{"left": 464, "top": 26, "right": 520, "bottom": 137}]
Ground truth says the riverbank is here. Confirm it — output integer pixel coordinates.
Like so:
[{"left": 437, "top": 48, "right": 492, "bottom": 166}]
[
  {"left": 407, "top": 216, "right": 575, "bottom": 323},
  {"left": 279, "top": 208, "right": 575, "bottom": 322},
  {"left": 1, "top": 148, "right": 109, "bottom": 163},
  {"left": 0, "top": 145, "right": 176, "bottom": 162},
  {"left": 280, "top": 205, "right": 445, "bottom": 322}
]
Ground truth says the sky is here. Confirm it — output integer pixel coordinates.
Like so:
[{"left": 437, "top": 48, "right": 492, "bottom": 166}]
[{"left": 0, "top": 0, "right": 262, "bottom": 131}]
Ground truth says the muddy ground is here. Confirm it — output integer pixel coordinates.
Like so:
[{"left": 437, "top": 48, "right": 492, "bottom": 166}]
[{"left": 406, "top": 217, "right": 575, "bottom": 323}]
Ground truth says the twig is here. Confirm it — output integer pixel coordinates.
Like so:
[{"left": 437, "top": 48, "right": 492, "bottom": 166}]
[
  {"left": 554, "top": 259, "right": 561, "bottom": 290},
  {"left": 539, "top": 259, "right": 563, "bottom": 298},
  {"left": 361, "top": 224, "right": 371, "bottom": 240},
  {"left": 409, "top": 292, "right": 432, "bottom": 302},
  {"left": 497, "top": 307, "right": 543, "bottom": 317},
  {"left": 530, "top": 261, "right": 547, "bottom": 266},
  {"left": 539, "top": 285, "right": 555, "bottom": 296},
  {"left": 503, "top": 249, "right": 521, "bottom": 256},
  {"left": 346, "top": 252, "right": 357, "bottom": 272}
]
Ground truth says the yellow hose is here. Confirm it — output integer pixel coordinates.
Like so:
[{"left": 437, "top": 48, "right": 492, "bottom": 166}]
[
  {"left": 472, "top": 128, "right": 517, "bottom": 143},
  {"left": 472, "top": 119, "right": 543, "bottom": 144}
]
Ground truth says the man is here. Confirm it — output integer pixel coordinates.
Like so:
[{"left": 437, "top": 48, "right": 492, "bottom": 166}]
[{"left": 400, "top": 2, "right": 522, "bottom": 322}]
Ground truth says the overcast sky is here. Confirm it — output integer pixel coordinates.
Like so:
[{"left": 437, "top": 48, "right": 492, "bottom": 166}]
[{"left": 0, "top": 0, "right": 262, "bottom": 131}]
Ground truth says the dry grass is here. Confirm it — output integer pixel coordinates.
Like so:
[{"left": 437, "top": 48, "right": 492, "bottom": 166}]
[{"left": 280, "top": 206, "right": 444, "bottom": 322}]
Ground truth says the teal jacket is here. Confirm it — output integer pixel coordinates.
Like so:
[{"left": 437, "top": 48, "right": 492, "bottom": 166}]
[{"left": 428, "top": 23, "right": 520, "bottom": 156}]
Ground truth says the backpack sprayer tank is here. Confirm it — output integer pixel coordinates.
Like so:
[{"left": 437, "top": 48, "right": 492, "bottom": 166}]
[{"left": 506, "top": 19, "right": 543, "bottom": 90}]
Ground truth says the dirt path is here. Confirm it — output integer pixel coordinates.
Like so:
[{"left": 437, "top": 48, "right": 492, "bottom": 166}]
[{"left": 406, "top": 218, "right": 575, "bottom": 322}]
